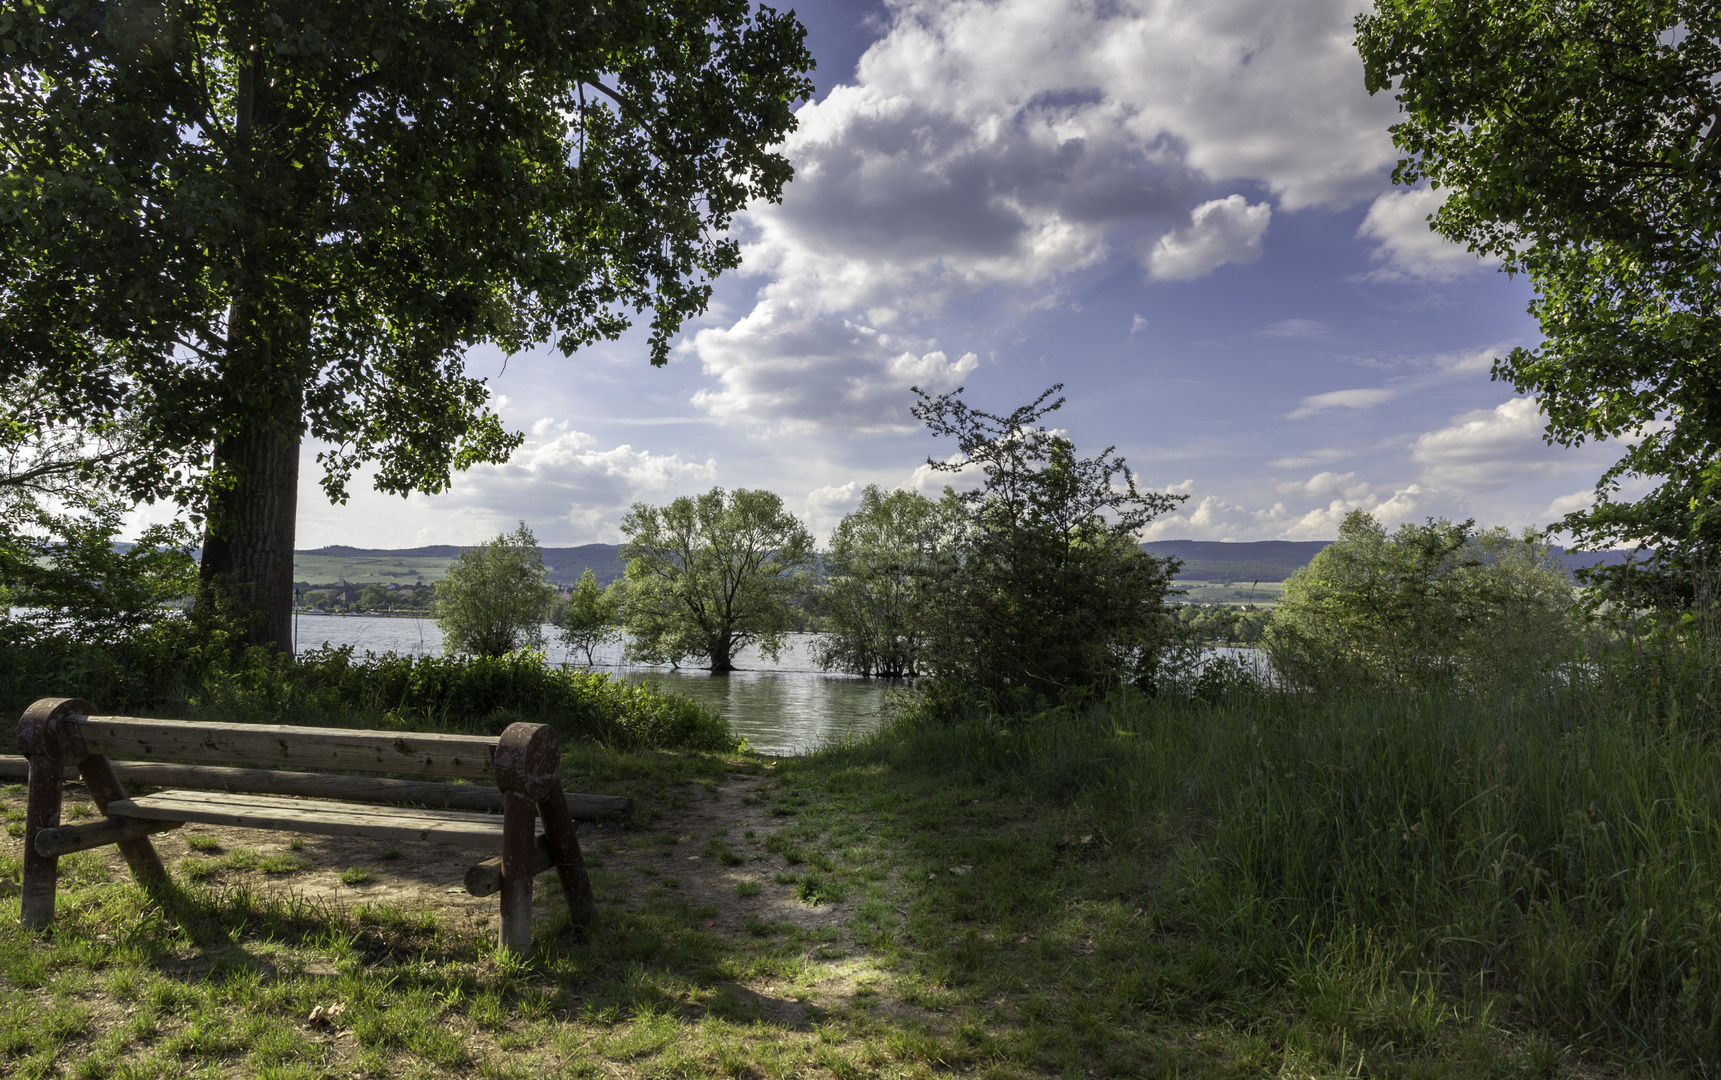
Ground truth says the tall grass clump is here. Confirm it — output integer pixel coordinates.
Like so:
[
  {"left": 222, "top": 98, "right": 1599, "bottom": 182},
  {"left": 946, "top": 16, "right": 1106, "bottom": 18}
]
[
  {"left": 833, "top": 666, "right": 1721, "bottom": 1066},
  {"left": 1, "top": 638, "right": 731, "bottom": 753}
]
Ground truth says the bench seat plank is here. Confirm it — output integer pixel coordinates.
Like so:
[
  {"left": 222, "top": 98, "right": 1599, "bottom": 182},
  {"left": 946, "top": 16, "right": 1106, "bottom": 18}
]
[
  {"left": 0, "top": 757, "right": 632, "bottom": 819},
  {"left": 70, "top": 717, "right": 499, "bottom": 780},
  {"left": 107, "top": 791, "right": 521, "bottom": 849}
]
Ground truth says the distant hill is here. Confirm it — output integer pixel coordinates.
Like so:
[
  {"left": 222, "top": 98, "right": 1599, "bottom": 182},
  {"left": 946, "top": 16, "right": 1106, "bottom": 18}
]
[
  {"left": 1144, "top": 539, "right": 1644, "bottom": 583},
  {"left": 296, "top": 544, "right": 625, "bottom": 586},
  {"left": 293, "top": 539, "right": 1644, "bottom": 588},
  {"left": 1143, "top": 540, "right": 1331, "bottom": 583}
]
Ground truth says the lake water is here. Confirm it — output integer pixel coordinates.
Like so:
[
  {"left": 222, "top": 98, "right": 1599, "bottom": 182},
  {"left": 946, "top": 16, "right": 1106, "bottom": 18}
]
[
  {"left": 290, "top": 614, "right": 1263, "bottom": 756},
  {"left": 290, "top": 614, "right": 897, "bottom": 755}
]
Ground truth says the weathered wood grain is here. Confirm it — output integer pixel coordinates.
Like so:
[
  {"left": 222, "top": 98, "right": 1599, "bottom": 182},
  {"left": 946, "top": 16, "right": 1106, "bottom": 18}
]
[
  {"left": 463, "top": 836, "right": 556, "bottom": 896},
  {"left": 106, "top": 791, "right": 524, "bottom": 849},
  {"left": 35, "top": 816, "right": 182, "bottom": 858},
  {"left": 67, "top": 717, "right": 501, "bottom": 779},
  {"left": 0, "top": 756, "right": 634, "bottom": 819},
  {"left": 78, "top": 753, "right": 168, "bottom": 883}
]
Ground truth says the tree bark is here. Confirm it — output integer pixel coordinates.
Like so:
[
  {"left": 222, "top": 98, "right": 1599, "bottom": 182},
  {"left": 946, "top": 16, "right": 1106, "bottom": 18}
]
[
  {"left": 199, "top": 380, "right": 303, "bottom": 655},
  {"left": 197, "top": 44, "right": 305, "bottom": 657},
  {"left": 709, "top": 634, "right": 735, "bottom": 673}
]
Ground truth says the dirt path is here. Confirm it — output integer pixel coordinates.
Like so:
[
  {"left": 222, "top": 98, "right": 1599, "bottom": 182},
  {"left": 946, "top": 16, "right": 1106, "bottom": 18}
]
[{"left": 6, "top": 769, "right": 850, "bottom": 946}]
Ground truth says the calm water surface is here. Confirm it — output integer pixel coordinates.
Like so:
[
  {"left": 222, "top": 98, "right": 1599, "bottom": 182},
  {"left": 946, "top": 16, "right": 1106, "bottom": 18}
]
[
  {"left": 291, "top": 614, "right": 896, "bottom": 755},
  {"left": 291, "top": 615, "right": 1260, "bottom": 755}
]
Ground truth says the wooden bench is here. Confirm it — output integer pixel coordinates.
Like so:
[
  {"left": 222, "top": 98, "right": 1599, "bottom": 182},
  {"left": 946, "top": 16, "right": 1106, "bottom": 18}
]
[{"left": 16, "top": 697, "right": 623, "bottom": 952}]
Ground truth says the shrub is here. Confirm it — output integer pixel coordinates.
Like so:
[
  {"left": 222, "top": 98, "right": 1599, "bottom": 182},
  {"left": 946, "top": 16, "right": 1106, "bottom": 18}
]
[
  {"left": 434, "top": 522, "right": 557, "bottom": 657},
  {"left": 909, "top": 384, "right": 1184, "bottom": 711},
  {"left": 1263, "top": 510, "right": 1580, "bottom": 692}
]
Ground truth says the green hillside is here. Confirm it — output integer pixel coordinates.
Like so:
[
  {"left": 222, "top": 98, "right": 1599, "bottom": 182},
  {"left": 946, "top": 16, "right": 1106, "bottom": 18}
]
[{"left": 293, "top": 544, "right": 626, "bottom": 587}]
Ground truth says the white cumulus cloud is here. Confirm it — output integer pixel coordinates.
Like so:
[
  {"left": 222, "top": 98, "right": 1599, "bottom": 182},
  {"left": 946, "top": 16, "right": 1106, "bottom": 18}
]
[
  {"left": 1147, "top": 195, "right": 1272, "bottom": 280},
  {"left": 692, "top": 0, "right": 1404, "bottom": 430},
  {"left": 1357, "top": 187, "right": 1495, "bottom": 282},
  {"left": 1409, "top": 397, "right": 1550, "bottom": 490},
  {"left": 425, "top": 431, "right": 719, "bottom": 542}
]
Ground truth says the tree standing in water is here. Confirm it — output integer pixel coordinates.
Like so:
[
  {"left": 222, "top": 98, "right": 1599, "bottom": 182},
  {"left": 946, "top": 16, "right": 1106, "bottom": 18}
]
[{"left": 619, "top": 488, "right": 815, "bottom": 673}]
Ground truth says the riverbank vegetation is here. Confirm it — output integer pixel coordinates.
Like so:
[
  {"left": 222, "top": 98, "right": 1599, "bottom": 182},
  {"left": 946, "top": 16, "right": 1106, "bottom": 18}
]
[{"left": 3, "top": 638, "right": 1715, "bottom": 1077}]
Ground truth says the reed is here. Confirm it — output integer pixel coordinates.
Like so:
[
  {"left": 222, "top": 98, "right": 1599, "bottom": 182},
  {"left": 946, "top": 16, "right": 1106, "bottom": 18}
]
[{"left": 828, "top": 665, "right": 1721, "bottom": 1065}]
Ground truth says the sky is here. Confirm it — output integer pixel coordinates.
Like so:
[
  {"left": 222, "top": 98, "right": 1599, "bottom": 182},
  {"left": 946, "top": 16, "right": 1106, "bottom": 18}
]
[{"left": 282, "top": 0, "right": 1630, "bottom": 550}]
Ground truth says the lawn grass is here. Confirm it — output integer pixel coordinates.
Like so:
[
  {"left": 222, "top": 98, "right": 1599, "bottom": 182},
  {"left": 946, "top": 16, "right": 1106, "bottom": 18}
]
[{"left": 2, "top": 685, "right": 1707, "bottom": 1078}]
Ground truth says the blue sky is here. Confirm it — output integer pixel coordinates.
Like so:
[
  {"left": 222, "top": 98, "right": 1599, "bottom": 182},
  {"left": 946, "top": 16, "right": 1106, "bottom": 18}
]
[{"left": 283, "top": 0, "right": 1629, "bottom": 549}]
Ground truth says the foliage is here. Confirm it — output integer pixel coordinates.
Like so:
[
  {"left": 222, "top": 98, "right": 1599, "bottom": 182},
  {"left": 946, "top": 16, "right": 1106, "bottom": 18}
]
[
  {"left": 0, "top": 0, "right": 814, "bottom": 645},
  {"left": 0, "top": 374, "right": 164, "bottom": 512},
  {"left": 1263, "top": 509, "right": 1579, "bottom": 691},
  {"left": 618, "top": 487, "right": 816, "bottom": 672},
  {"left": 1, "top": 632, "right": 728, "bottom": 753},
  {"left": 434, "top": 523, "right": 557, "bottom": 658},
  {"left": 853, "top": 659, "right": 1721, "bottom": 1067},
  {"left": 814, "top": 485, "right": 945, "bottom": 678},
  {"left": 1175, "top": 604, "right": 1268, "bottom": 645},
  {"left": 1356, "top": 0, "right": 1721, "bottom": 584},
  {"left": 909, "top": 384, "right": 1184, "bottom": 710},
  {"left": 558, "top": 567, "right": 621, "bottom": 667},
  {"left": 0, "top": 500, "right": 197, "bottom": 647},
  {"left": 197, "top": 646, "right": 732, "bottom": 752}
]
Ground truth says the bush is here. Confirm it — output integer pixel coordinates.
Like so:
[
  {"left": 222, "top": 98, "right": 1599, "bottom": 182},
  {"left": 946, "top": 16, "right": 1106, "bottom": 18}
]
[
  {"left": 2, "top": 635, "right": 730, "bottom": 755},
  {"left": 1263, "top": 510, "right": 1580, "bottom": 692},
  {"left": 191, "top": 647, "right": 734, "bottom": 751},
  {"left": 909, "top": 384, "right": 1184, "bottom": 711}
]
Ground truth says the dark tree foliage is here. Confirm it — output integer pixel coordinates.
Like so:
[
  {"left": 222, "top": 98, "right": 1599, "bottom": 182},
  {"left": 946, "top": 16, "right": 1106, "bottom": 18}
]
[
  {"left": 815, "top": 484, "right": 944, "bottom": 679},
  {"left": 0, "top": 0, "right": 814, "bottom": 651},
  {"left": 618, "top": 487, "right": 815, "bottom": 673},
  {"left": 910, "top": 384, "right": 1185, "bottom": 711},
  {"left": 1356, "top": 1, "right": 1721, "bottom": 604}
]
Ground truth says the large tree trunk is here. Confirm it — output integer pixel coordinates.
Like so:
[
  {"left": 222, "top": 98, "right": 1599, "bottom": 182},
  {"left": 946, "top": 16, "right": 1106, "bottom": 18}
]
[
  {"left": 195, "top": 45, "right": 305, "bottom": 655},
  {"left": 200, "top": 380, "right": 303, "bottom": 655},
  {"left": 709, "top": 633, "right": 735, "bottom": 674}
]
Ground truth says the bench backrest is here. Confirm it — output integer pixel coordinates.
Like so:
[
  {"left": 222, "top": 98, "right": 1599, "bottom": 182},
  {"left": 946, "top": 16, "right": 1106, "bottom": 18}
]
[{"left": 66, "top": 715, "right": 500, "bottom": 780}]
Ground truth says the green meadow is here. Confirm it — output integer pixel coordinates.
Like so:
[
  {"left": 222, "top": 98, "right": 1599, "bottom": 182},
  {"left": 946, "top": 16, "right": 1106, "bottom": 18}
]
[{"left": 291, "top": 554, "right": 455, "bottom": 586}]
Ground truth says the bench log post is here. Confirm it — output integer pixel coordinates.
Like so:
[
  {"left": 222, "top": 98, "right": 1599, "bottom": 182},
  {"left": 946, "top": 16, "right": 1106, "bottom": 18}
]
[
  {"left": 77, "top": 754, "right": 169, "bottom": 886},
  {"left": 18, "top": 698, "right": 88, "bottom": 929},
  {"left": 495, "top": 722, "right": 596, "bottom": 951},
  {"left": 499, "top": 791, "right": 536, "bottom": 953}
]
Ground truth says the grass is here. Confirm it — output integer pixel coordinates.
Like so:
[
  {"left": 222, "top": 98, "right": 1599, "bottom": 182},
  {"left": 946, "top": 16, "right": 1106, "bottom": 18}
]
[{"left": 2, "top": 676, "right": 1715, "bottom": 1077}]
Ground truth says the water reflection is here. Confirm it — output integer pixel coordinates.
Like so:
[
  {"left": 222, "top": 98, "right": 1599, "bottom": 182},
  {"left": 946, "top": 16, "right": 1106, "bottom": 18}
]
[
  {"left": 290, "top": 614, "right": 1262, "bottom": 755},
  {"left": 292, "top": 614, "right": 893, "bottom": 755}
]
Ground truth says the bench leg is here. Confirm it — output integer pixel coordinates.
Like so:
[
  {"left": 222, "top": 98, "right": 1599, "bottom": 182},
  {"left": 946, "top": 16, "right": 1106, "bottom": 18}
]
[
  {"left": 22, "top": 754, "right": 63, "bottom": 929},
  {"left": 78, "top": 754, "right": 168, "bottom": 886},
  {"left": 536, "top": 792, "right": 596, "bottom": 934},
  {"left": 499, "top": 791, "right": 535, "bottom": 954}
]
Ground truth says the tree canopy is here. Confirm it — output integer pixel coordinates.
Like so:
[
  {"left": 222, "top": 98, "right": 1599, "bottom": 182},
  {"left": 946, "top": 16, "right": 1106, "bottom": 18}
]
[
  {"left": 434, "top": 522, "right": 556, "bottom": 658},
  {"left": 618, "top": 487, "right": 814, "bottom": 673},
  {"left": 910, "top": 384, "right": 1184, "bottom": 709},
  {"left": 1356, "top": 1, "right": 1721, "bottom": 589},
  {"left": 558, "top": 567, "right": 620, "bottom": 667},
  {"left": 815, "top": 485, "right": 945, "bottom": 679},
  {"left": 1265, "top": 510, "right": 1579, "bottom": 692},
  {"left": 0, "top": 0, "right": 814, "bottom": 650}
]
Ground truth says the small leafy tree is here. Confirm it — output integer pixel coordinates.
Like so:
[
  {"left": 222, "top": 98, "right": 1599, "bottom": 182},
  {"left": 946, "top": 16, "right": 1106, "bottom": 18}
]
[
  {"left": 0, "top": 500, "right": 198, "bottom": 647},
  {"left": 558, "top": 569, "right": 621, "bottom": 667},
  {"left": 1264, "top": 510, "right": 1579, "bottom": 691},
  {"left": 619, "top": 488, "right": 815, "bottom": 672},
  {"left": 435, "top": 523, "right": 556, "bottom": 658},
  {"left": 816, "top": 485, "right": 947, "bottom": 678},
  {"left": 910, "top": 384, "right": 1185, "bottom": 710}
]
